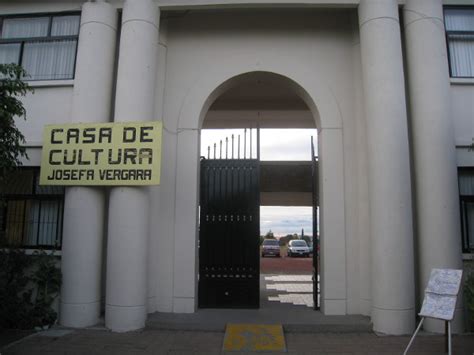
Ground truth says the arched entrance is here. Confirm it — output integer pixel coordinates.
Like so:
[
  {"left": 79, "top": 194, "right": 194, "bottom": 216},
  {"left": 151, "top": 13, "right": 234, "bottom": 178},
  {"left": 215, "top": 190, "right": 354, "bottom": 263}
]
[
  {"left": 198, "top": 72, "right": 317, "bottom": 310},
  {"left": 172, "top": 69, "right": 347, "bottom": 316}
]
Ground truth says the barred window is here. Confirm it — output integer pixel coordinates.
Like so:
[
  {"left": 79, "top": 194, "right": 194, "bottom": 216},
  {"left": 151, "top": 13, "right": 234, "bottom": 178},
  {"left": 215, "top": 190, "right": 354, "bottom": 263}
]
[
  {"left": 0, "top": 13, "right": 80, "bottom": 80},
  {"left": 0, "top": 168, "right": 64, "bottom": 249},
  {"left": 445, "top": 7, "right": 474, "bottom": 78},
  {"left": 459, "top": 168, "right": 474, "bottom": 253}
]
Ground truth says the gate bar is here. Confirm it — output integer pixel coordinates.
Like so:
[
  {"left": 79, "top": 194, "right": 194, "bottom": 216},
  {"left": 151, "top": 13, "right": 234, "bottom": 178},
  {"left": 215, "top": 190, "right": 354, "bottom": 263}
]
[
  {"left": 250, "top": 128, "right": 253, "bottom": 159},
  {"left": 238, "top": 135, "right": 240, "bottom": 159},
  {"left": 244, "top": 129, "right": 247, "bottom": 159},
  {"left": 257, "top": 125, "right": 260, "bottom": 161}
]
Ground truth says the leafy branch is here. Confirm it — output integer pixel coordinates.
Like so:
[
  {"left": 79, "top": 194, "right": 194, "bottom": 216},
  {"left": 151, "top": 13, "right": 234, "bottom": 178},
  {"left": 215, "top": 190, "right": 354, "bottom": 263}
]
[{"left": 0, "top": 63, "right": 33, "bottom": 181}]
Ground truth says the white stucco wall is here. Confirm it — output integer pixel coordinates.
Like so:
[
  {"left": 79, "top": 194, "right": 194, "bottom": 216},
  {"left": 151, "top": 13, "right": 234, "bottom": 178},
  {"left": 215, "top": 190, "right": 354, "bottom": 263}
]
[
  {"left": 451, "top": 83, "right": 474, "bottom": 148},
  {"left": 2, "top": 0, "right": 472, "bottom": 333},
  {"left": 18, "top": 84, "right": 74, "bottom": 146},
  {"left": 451, "top": 83, "right": 474, "bottom": 169},
  {"left": 151, "top": 8, "right": 366, "bottom": 314},
  {"left": 16, "top": 84, "right": 73, "bottom": 167}
]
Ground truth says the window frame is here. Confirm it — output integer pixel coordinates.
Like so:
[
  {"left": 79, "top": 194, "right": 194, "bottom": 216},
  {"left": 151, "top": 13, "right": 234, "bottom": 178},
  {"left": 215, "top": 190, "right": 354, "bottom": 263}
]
[
  {"left": 0, "top": 11, "right": 81, "bottom": 81},
  {"left": 0, "top": 167, "right": 65, "bottom": 250},
  {"left": 444, "top": 6, "right": 474, "bottom": 79},
  {"left": 459, "top": 167, "right": 474, "bottom": 253}
]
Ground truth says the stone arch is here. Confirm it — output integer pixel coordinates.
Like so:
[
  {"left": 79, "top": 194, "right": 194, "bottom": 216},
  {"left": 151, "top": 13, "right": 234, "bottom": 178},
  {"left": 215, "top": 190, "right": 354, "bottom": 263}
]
[
  {"left": 172, "top": 67, "right": 347, "bottom": 316},
  {"left": 176, "top": 68, "right": 343, "bottom": 131}
]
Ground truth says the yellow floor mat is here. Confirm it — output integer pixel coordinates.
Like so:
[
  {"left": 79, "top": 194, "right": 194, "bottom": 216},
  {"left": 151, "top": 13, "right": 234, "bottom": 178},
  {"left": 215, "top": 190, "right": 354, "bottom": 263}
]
[{"left": 223, "top": 323, "right": 286, "bottom": 352}]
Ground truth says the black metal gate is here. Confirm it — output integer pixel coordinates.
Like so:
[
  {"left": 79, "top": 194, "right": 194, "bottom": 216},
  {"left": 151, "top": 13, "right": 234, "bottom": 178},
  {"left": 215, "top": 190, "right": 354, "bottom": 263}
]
[{"left": 198, "top": 130, "right": 260, "bottom": 308}]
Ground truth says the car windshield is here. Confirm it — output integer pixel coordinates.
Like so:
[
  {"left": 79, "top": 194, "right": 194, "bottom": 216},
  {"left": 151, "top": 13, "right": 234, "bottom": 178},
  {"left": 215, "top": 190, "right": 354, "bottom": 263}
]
[
  {"left": 291, "top": 240, "right": 307, "bottom": 247},
  {"left": 263, "top": 239, "right": 279, "bottom": 246}
]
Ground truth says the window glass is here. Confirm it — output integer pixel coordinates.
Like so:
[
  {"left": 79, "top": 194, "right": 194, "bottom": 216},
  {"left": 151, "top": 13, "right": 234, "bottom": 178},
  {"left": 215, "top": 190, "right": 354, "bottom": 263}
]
[
  {"left": 0, "top": 13, "right": 79, "bottom": 80},
  {"left": 24, "top": 200, "right": 39, "bottom": 246},
  {"left": 459, "top": 169, "right": 474, "bottom": 253},
  {"left": 465, "top": 203, "right": 474, "bottom": 251},
  {"left": 22, "top": 39, "right": 77, "bottom": 80},
  {"left": 0, "top": 169, "right": 64, "bottom": 249},
  {"left": 0, "top": 43, "right": 20, "bottom": 64},
  {"left": 445, "top": 9, "right": 474, "bottom": 31},
  {"left": 4, "top": 200, "right": 26, "bottom": 246},
  {"left": 445, "top": 8, "right": 474, "bottom": 78},
  {"left": 51, "top": 15, "right": 80, "bottom": 36},
  {"left": 2, "top": 17, "right": 49, "bottom": 38},
  {"left": 447, "top": 34, "right": 474, "bottom": 77},
  {"left": 459, "top": 171, "right": 474, "bottom": 195},
  {"left": 37, "top": 200, "right": 62, "bottom": 246}
]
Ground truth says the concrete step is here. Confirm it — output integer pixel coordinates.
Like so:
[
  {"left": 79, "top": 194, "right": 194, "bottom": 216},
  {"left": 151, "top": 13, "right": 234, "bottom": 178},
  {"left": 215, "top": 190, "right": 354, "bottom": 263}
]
[{"left": 146, "top": 310, "right": 373, "bottom": 333}]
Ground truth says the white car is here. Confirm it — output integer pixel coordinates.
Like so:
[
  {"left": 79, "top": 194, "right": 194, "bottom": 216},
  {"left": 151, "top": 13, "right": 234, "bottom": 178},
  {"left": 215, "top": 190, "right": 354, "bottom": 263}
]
[{"left": 287, "top": 240, "right": 310, "bottom": 257}]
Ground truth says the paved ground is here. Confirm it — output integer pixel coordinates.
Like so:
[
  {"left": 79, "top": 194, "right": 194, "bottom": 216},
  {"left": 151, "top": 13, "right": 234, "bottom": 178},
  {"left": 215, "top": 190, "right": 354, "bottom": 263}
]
[
  {"left": 2, "top": 260, "right": 472, "bottom": 354},
  {"left": 1, "top": 327, "right": 474, "bottom": 354},
  {"left": 146, "top": 274, "right": 345, "bottom": 334},
  {"left": 0, "top": 330, "right": 33, "bottom": 349},
  {"left": 263, "top": 274, "right": 315, "bottom": 308},
  {"left": 260, "top": 255, "right": 313, "bottom": 274}
]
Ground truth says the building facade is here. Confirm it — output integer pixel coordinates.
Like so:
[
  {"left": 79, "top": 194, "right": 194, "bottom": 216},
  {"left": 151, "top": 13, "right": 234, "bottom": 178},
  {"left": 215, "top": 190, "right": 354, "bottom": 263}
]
[{"left": 0, "top": 0, "right": 473, "bottom": 335}]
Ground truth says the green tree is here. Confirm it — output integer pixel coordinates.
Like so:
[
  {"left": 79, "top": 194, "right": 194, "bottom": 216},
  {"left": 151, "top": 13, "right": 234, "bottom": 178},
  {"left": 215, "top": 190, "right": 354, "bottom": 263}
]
[
  {"left": 264, "top": 230, "right": 275, "bottom": 239},
  {"left": 279, "top": 234, "right": 297, "bottom": 246},
  {"left": 0, "top": 249, "right": 62, "bottom": 329},
  {"left": 0, "top": 64, "right": 32, "bottom": 181},
  {"left": 302, "top": 235, "right": 312, "bottom": 245}
]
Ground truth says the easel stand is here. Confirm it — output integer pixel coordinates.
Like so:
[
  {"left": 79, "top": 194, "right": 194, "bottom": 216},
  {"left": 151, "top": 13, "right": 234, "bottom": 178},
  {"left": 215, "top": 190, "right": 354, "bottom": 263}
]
[
  {"left": 403, "top": 268, "right": 462, "bottom": 355},
  {"left": 445, "top": 320, "right": 450, "bottom": 354},
  {"left": 403, "top": 318, "right": 452, "bottom": 355}
]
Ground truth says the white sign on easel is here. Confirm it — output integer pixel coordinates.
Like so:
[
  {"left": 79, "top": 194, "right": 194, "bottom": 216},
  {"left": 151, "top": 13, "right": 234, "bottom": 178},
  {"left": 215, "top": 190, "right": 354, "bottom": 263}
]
[{"left": 404, "top": 269, "right": 463, "bottom": 355}]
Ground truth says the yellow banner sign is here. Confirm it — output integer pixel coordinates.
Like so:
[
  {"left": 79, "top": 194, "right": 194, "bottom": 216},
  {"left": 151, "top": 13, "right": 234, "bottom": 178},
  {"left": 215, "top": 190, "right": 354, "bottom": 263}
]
[{"left": 40, "top": 121, "right": 162, "bottom": 186}]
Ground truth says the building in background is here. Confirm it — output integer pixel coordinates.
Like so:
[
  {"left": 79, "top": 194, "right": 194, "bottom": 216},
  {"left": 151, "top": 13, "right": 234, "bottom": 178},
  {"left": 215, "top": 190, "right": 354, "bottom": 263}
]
[{"left": 0, "top": 0, "right": 473, "bottom": 335}]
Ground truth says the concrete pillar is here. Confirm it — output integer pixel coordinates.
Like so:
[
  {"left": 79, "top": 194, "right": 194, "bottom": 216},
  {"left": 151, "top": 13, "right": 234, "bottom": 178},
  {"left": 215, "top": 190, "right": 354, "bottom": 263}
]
[
  {"left": 352, "top": 25, "right": 371, "bottom": 316},
  {"left": 318, "top": 128, "right": 347, "bottom": 315},
  {"left": 173, "top": 129, "right": 199, "bottom": 312},
  {"left": 404, "top": 0, "right": 463, "bottom": 333},
  {"left": 59, "top": 2, "right": 117, "bottom": 328},
  {"left": 148, "top": 24, "right": 169, "bottom": 314},
  {"left": 105, "top": 0, "right": 159, "bottom": 332},
  {"left": 358, "top": 0, "right": 415, "bottom": 334}
]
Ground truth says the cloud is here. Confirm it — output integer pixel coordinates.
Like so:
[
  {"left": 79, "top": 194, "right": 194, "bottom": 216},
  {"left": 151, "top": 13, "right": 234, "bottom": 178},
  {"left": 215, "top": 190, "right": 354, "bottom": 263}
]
[
  {"left": 260, "top": 206, "right": 313, "bottom": 236},
  {"left": 201, "top": 128, "right": 318, "bottom": 160},
  {"left": 260, "top": 129, "right": 317, "bottom": 160}
]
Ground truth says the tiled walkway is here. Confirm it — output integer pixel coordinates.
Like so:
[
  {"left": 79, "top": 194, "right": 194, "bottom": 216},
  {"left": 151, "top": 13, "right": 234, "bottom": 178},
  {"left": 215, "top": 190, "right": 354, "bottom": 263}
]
[
  {"left": 264, "top": 274, "right": 316, "bottom": 308},
  {"left": 264, "top": 275, "right": 312, "bottom": 282}
]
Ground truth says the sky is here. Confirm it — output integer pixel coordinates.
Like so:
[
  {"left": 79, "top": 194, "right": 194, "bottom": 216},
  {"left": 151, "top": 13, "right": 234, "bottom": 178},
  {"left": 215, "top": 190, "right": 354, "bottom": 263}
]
[
  {"left": 260, "top": 206, "right": 313, "bottom": 237},
  {"left": 201, "top": 128, "right": 317, "bottom": 236},
  {"left": 200, "top": 128, "right": 317, "bottom": 160}
]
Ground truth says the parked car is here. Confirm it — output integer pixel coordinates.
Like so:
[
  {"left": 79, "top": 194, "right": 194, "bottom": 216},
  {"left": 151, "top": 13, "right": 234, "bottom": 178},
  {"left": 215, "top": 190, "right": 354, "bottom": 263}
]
[
  {"left": 287, "top": 239, "right": 310, "bottom": 257},
  {"left": 261, "top": 239, "right": 280, "bottom": 257}
]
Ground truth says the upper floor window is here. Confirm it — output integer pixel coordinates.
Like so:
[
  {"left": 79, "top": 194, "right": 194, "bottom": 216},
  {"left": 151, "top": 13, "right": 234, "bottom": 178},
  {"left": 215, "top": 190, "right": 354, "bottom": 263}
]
[
  {"left": 0, "top": 168, "right": 64, "bottom": 249},
  {"left": 0, "top": 13, "right": 80, "bottom": 80},
  {"left": 459, "top": 168, "right": 474, "bottom": 253},
  {"left": 445, "top": 7, "right": 474, "bottom": 78}
]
